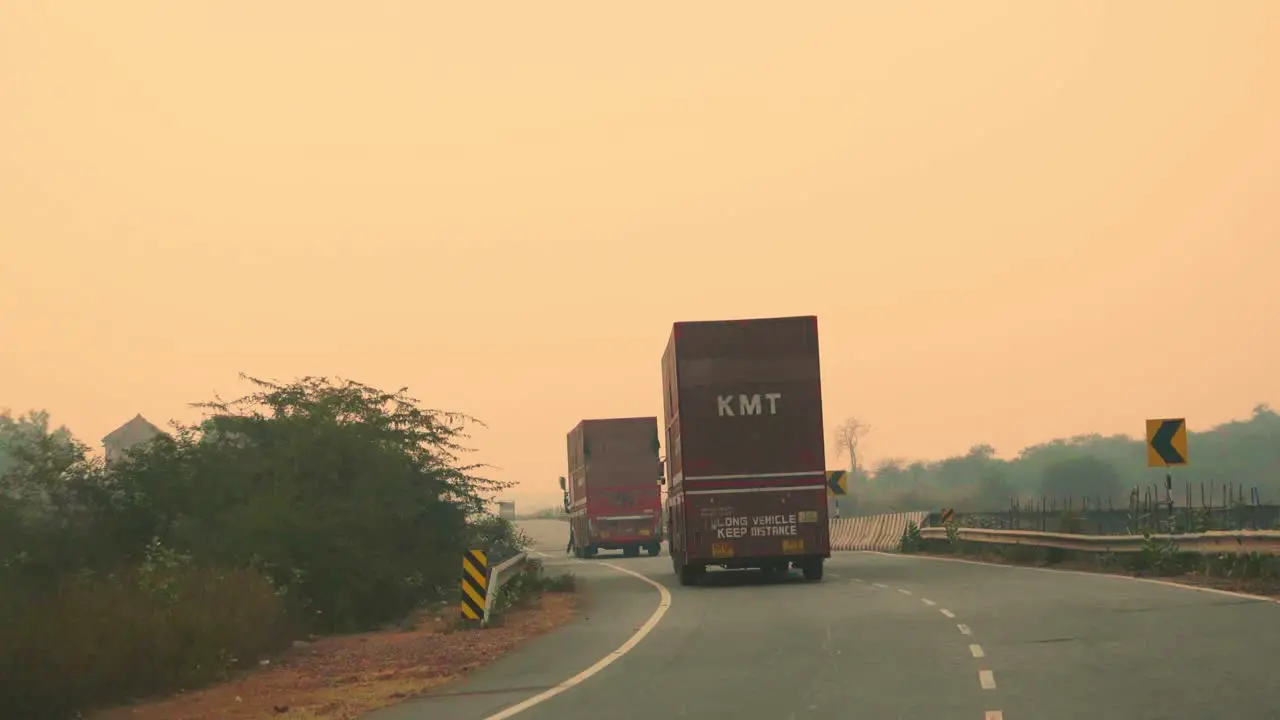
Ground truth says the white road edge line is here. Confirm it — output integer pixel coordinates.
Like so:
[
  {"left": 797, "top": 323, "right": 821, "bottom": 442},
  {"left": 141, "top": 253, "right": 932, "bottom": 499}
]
[
  {"left": 482, "top": 560, "right": 672, "bottom": 720},
  {"left": 985, "top": 711, "right": 1004, "bottom": 720},
  {"left": 897, "top": 588, "right": 913, "bottom": 595},
  {"left": 864, "top": 550, "right": 1280, "bottom": 605},
  {"left": 872, "top": 582, "right": 889, "bottom": 588},
  {"left": 921, "top": 598, "right": 937, "bottom": 606},
  {"left": 979, "top": 670, "right": 996, "bottom": 690},
  {"left": 969, "top": 644, "right": 985, "bottom": 658},
  {"left": 940, "top": 608, "right": 956, "bottom": 618},
  {"left": 958, "top": 624, "right": 972, "bottom": 635}
]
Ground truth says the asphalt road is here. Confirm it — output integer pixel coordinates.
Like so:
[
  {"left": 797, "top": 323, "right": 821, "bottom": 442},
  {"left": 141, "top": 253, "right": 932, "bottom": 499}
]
[{"left": 369, "top": 519, "right": 1280, "bottom": 720}]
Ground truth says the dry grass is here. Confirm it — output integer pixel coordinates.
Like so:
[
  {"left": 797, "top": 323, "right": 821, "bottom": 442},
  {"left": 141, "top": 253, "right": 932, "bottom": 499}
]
[
  {"left": 91, "top": 591, "right": 578, "bottom": 720},
  {"left": 0, "top": 567, "right": 293, "bottom": 719}
]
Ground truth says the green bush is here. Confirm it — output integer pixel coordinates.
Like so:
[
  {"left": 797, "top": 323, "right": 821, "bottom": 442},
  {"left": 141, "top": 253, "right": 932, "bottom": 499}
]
[
  {"left": 898, "top": 520, "right": 924, "bottom": 553},
  {"left": 469, "top": 515, "right": 533, "bottom": 564},
  {"left": 543, "top": 571, "right": 576, "bottom": 592},
  {"left": 1131, "top": 533, "right": 1186, "bottom": 576},
  {"left": 488, "top": 559, "right": 576, "bottom": 621}
]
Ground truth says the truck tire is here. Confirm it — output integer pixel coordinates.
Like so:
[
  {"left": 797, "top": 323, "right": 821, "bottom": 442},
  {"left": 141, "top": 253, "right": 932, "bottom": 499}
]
[
  {"left": 678, "top": 563, "right": 703, "bottom": 586},
  {"left": 801, "top": 558, "right": 824, "bottom": 582},
  {"left": 623, "top": 545, "right": 640, "bottom": 558},
  {"left": 646, "top": 542, "right": 661, "bottom": 556},
  {"left": 673, "top": 552, "right": 703, "bottom": 586}
]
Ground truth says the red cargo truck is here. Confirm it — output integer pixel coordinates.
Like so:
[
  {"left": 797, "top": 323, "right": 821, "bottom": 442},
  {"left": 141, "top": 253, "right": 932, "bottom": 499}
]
[
  {"left": 661, "top": 315, "right": 831, "bottom": 585},
  {"left": 562, "top": 417, "right": 664, "bottom": 558}
]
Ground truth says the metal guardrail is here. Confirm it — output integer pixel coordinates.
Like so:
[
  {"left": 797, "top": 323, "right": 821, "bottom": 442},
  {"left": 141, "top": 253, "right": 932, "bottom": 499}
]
[
  {"left": 481, "top": 551, "right": 529, "bottom": 627},
  {"left": 920, "top": 526, "right": 1280, "bottom": 554}
]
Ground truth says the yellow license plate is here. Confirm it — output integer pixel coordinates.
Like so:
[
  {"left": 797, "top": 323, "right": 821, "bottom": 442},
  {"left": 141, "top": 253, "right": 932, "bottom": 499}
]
[
  {"left": 597, "top": 531, "right": 611, "bottom": 539},
  {"left": 782, "top": 539, "right": 805, "bottom": 554},
  {"left": 712, "top": 542, "right": 734, "bottom": 558},
  {"left": 639, "top": 528, "right": 651, "bottom": 536},
  {"left": 798, "top": 511, "right": 818, "bottom": 523}
]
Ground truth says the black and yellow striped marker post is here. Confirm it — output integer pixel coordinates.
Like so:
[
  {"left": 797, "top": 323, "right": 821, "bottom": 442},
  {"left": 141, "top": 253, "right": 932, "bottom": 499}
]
[{"left": 460, "top": 549, "right": 488, "bottom": 622}]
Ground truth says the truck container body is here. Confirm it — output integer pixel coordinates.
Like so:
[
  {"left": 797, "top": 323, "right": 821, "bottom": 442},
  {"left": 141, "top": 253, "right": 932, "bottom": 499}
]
[
  {"left": 565, "top": 417, "right": 664, "bottom": 558},
  {"left": 662, "top": 315, "right": 830, "bottom": 584}
]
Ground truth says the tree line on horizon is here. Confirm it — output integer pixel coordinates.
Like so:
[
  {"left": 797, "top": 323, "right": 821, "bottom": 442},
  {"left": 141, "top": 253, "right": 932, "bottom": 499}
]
[{"left": 845, "top": 404, "right": 1280, "bottom": 515}]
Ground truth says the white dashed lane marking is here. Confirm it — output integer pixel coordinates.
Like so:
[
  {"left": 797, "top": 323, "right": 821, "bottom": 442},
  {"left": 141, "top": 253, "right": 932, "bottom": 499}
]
[
  {"left": 850, "top": 577, "right": 1001, "bottom": 720},
  {"left": 979, "top": 670, "right": 997, "bottom": 690}
]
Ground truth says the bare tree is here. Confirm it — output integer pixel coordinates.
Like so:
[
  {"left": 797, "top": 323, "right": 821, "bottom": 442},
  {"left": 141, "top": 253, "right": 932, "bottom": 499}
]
[{"left": 832, "top": 417, "right": 871, "bottom": 474}]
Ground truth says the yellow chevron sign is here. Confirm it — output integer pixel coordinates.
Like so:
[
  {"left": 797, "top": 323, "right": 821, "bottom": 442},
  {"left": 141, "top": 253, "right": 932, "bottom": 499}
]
[
  {"left": 827, "top": 470, "right": 848, "bottom": 496},
  {"left": 459, "top": 549, "right": 488, "bottom": 621}
]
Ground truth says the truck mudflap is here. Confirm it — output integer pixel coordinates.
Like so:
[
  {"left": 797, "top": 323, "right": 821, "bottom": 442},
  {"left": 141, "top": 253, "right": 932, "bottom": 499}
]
[{"left": 683, "top": 487, "right": 830, "bottom": 568}]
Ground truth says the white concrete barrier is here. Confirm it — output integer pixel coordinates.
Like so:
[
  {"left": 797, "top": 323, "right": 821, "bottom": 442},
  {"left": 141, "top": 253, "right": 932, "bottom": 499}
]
[{"left": 829, "top": 511, "right": 929, "bottom": 551}]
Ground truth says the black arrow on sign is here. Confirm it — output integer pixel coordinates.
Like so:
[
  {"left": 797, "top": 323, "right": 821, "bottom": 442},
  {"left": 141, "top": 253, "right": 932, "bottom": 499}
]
[{"left": 1151, "top": 420, "right": 1185, "bottom": 464}]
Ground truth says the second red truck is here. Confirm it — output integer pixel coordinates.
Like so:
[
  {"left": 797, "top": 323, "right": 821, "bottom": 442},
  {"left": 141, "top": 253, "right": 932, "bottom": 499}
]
[{"left": 562, "top": 417, "right": 664, "bottom": 558}]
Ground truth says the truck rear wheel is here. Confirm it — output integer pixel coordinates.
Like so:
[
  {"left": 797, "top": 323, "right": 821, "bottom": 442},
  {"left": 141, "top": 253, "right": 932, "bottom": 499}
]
[
  {"left": 646, "top": 542, "right": 661, "bottom": 556},
  {"left": 623, "top": 545, "right": 640, "bottom": 558},
  {"left": 801, "top": 558, "right": 825, "bottom": 582},
  {"left": 673, "top": 552, "right": 703, "bottom": 586},
  {"left": 678, "top": 563, "right": 703, "bottom": 586}
]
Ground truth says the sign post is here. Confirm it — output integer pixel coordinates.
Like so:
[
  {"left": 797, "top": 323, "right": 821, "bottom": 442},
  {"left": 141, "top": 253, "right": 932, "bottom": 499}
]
[{"left": 1146, "top": 418, "right": 1188, "bottom": 528}]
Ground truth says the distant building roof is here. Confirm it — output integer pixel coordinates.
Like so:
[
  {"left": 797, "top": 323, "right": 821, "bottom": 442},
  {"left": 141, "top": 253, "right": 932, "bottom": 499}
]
[{"left": 102, "top": 414, "right": 164, "bottom": 444}]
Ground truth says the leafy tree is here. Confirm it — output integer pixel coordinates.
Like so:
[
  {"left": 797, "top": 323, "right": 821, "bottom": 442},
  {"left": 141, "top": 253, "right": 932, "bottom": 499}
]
[
  {"left": 0, "top": 410, "right": 79, "bottom": 507},
  {"left": 103, "top": 375, "right": 512, "bottom": 632},
  {"left": 967, "top": 464, "right": 1014, "bottom": 511},
  {"left": 1039, "top": 455, "right": 1122, "bottom": 502},
  {"left": 0, "top": 411, "right": 108, "bottom": 584}
]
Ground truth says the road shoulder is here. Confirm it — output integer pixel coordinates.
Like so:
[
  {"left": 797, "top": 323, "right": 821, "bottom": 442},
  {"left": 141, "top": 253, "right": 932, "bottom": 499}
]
[
  {"left": 896, "top": 549, "right": 1280, "bottom": 602},
  {"left": 365, "top": 557, "right": 667, "bottom": 720}
]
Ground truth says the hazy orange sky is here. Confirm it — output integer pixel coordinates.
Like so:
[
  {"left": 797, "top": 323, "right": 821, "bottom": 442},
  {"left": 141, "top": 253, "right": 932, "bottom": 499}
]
[{"left": 4, "top": 2, "right": 1278, "bottom": 510}]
